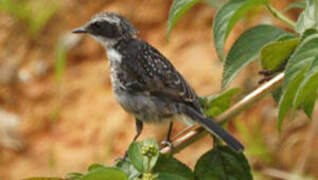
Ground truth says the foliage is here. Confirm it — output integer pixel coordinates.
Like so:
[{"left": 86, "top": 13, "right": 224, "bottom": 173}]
[
  {"left": 0, "top": 0, "right": 59, "bottom": 36},
  {"left": 167, "top": 0, "right": 318, "bottom": 129},
  {"left": 201, "top": 88, "right": 240, "bottom": 117},
  {"left": 25, "top": 139, "right": 251, "bottom": 180},
  {"left": 167, "top": 0, "right": 202, "bottom": 38},
  {"left": 212, "top": 0, "right": 268, "bottom": 60},
  {"left": 222, "top": 25, "right": 286, "bottom": 89},
  {"left": 194, "top": 146, "right": 252, "bottom": 180},
  {"left": 165, "top": 0, "right": 318, "bottom": 178}
]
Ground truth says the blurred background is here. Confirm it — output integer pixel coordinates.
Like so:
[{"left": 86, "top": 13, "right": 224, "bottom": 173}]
[{"left": 0, "top": 0, "right": 317, "bottom": 179}]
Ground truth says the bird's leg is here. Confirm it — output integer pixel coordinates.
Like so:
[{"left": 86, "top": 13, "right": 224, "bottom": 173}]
[
  {"left": 122, "top": 119, "right": 143, "bottom": 159},
  {"left": 132, "top": 119, "right": 143, "bottom": 142},
  {"left": 161, "top": 121, "right": 175, "bottom": 155}
]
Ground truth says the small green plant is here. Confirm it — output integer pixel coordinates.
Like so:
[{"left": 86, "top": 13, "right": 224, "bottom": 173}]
[
  {"left": 0, "top": 0, "right": 59, "bottom": 36},
  {"left": 25, "top": 138, "right": 251, "bottom": 180}
]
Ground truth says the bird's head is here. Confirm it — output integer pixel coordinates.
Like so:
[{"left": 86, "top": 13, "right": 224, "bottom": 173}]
[{"left": 72, "top": 12, "right": 138, "bottom": 48}]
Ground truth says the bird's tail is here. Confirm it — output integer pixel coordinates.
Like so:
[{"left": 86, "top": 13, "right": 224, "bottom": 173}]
[{"left": 178, "top": 104, "right": 244, "bottom": 152}]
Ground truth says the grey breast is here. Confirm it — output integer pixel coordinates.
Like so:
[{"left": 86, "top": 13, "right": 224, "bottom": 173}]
[{"left": 107, "top": 48, "right": 172, "bottom": 123}]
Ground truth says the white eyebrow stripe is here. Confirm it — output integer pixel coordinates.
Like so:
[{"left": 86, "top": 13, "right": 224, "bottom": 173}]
[{"left": 92, "top": 16, "right": 121, "bottom": 25}]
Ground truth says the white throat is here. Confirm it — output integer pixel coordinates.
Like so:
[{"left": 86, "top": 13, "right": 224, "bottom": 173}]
[
  {"left": 90, "top": 35, "right": 118, "bottom": 48},
  {"left": 107, "top": 48, "right": 122, "bottom": 63}
]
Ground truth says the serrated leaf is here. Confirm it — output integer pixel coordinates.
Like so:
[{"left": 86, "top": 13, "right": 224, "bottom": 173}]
[
  {"left": 205, "top": 88, "right": 240, "bottom": 117},
  {"left": 296, "top": 0, "right": 318, "bottom": 34},
  {"left": 213, "top": 0, "right": 268, "bottom": 60},
  {"left": 79, "top": 167, "right": 127, "bottom": 180},
  {"left": 278, "top": 66, "right": 309, "bottom": 131},
  {"left": 284, "top": 1, "right": 306, "bottom": 12},
  {"left": 222, "top": 25, "right": 286, "bottom": 89},
  {"left": 194, "top": 146, "right": 252, "bottom": 180},
  {"left": 294, "top": 57, "right": 318, "bottom": 118},
  {"left": 153, "top": 154, "right": 194, "bottom": 180},
  {"left": 167, "top": 0, "right": 201, "bottom": 37},
  {"left": 158, "top": 173, "right": 189, "bottom": 180},
  {"left": 260, "top": 38, "right": 300, "bottom": 70},
  {"left": 278, "top": 33, "right": 318, "bottom": 129},
  {"left": 127, "top": 138, "right": 159, "bottom": 173},
  {"left": 284, "top": 34, "right": 318, "bottom": 88}
]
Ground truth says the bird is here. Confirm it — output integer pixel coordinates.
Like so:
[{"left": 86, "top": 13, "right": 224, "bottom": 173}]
[{"left": 72, "top": 12, "right": 244, "bottom": 152}]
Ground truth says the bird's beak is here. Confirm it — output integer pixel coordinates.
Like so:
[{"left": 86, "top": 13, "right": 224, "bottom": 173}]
[{"left": 72, "top": 26, "right": 87, "bottom": 34}]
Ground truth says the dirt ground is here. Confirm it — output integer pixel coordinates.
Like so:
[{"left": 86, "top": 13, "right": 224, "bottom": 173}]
[{"left": 0, "top": 0, "right": 317, "bottom": 180}]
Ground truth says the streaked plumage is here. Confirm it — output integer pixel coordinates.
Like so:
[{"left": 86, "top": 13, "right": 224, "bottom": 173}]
[{"left": 72, "top": 12, "right": 244, "bottom": 152}]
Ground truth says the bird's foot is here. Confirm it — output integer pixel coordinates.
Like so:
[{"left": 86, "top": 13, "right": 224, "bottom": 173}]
[
  {"left": 161, "top": 140, "right": 175, "bottom": 156},
  {"left": 258, "top": 70, "right": 276, "bottom": 84}
]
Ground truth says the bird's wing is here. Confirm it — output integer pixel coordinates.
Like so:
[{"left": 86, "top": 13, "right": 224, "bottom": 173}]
[{"left": 122, "top": 39, "right": 201, "bottom": 111}]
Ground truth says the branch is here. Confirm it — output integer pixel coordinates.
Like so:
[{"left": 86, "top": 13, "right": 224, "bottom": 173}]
[{"left": 160, "top": 73, "right": 284, "bottom": 154}]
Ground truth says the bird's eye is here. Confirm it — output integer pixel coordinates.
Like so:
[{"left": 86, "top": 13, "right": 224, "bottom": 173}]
[{"left": 92, "top": 22, "right": 101, "bottom": 28}]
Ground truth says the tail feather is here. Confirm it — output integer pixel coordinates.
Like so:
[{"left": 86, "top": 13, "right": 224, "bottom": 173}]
[{"left": 179, "top": 104, "right": 244, "bottom": 152}]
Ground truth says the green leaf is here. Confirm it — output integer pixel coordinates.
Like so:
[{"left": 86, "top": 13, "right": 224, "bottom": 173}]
[
  {"left": 278, "top": 33, "right": 318, "bottom": 128},
  {"left": 278, "top": 66, "right": 309, "bottom": 131},
  {"left": 222, "top": 25, "right": 286, "bottom": 89},
  {"left": 284, "top": 1, "right": 306, "bottom": 12},
  {"left": 260, "top": 38, "right": 300, "bottom": 70},
  {"left": 294, "top": 57, "right": 318, "bottom": 118},
  {"left": 205, "top": 88, "right": 240, "bottom": 117},
  {"left": 127, "top": 138, "right": 159, "bottom": 173},
  {"left": 271, "top": 85, "right": 283, "bottom": 102},
  {"left": 115, "top": 158, "right": 141, "bottom": 179},
  {"left": 153, "top": 154, "right": 194, "bottom": 180},
  {"left": 194, "top": 146, "right": 252, "bottom": 180},
  {"left": 80, "top": 167, "right": 127, "bottom": 180},
  {"left": 213, "top": 0, "right": 268, "bottom": 60},
  {"left": 302, "top": 92, "right": 317, "bottom": 117},
  {"left": 284, "top": 34, "right": 318, "bottom": 88},
  {"left": 301, "top": 28, "right": 318, "bottom": 41},
  {"left": 88, "top": 163, "right": 105, "bottom": 171},
  {"left": 167, "top": 0, "right": 201, "bottom": 37},
  {"left": 158, "top": 173, "right": 189, "bottom": 180},
  {"left": 296, "top": 0, "right": 318, "bottom": 34}
]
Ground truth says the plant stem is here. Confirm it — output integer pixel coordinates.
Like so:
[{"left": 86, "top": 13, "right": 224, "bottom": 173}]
[
  {"left": 160, "top": 73, "right": 284, "bottom": 154},
  {"left": 266, "top": 4, "right": 296, "bottom": 29}
]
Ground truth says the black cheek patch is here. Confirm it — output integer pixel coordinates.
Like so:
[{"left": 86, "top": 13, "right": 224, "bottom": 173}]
[
  {"left": 89, "top": 21, "right": 120, "bottom": 38},
  {"left": 101, "top": 22, "right": 120, "bottom": 38}
]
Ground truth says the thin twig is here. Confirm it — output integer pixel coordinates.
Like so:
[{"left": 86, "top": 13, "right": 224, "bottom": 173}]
[{"left": 160, "top": 73, "right": 284, "bottom": 154}]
